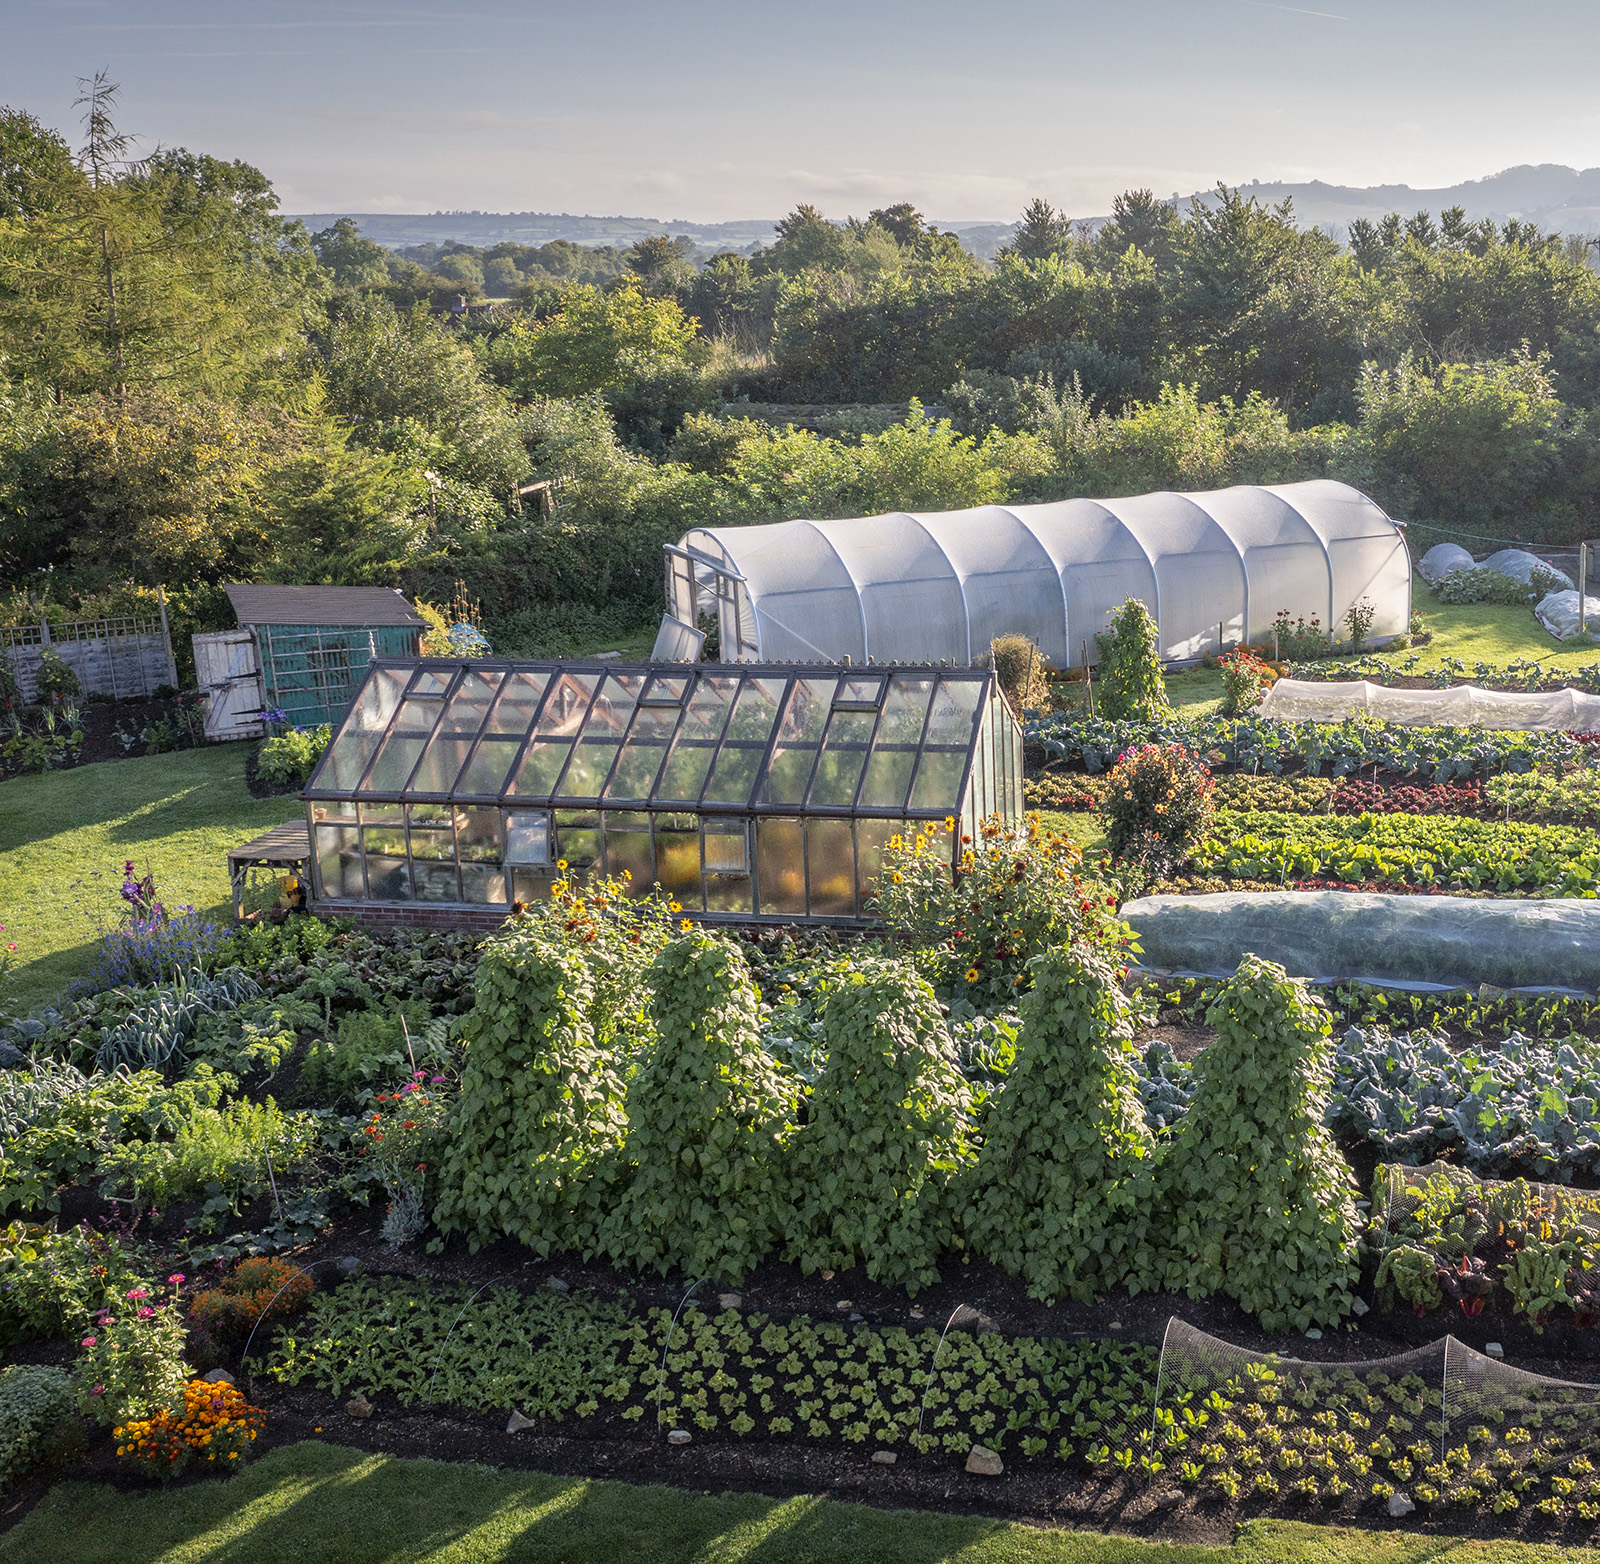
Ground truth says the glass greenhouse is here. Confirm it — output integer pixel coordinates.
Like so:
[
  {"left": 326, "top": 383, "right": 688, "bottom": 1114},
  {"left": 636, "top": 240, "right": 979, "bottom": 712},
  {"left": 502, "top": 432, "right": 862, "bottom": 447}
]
[
  {"left": 666, "top": 479, "right": 1411, "bottom": 667},
  {"left": 303, "top": 659, "right": 1022, "bottom": 923}
]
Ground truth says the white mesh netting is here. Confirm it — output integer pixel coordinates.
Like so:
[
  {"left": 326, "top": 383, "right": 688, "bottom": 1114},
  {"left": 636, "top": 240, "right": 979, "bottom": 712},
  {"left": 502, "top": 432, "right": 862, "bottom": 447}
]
[
  {"left": 1153, "top": 1316, "right": 1600, "bottom": 1516},
  {"left": 1122, "top": 890, "right": 1600, "bottom": 995},
  {"left": 1420, "top": 543, "right": 1475, "bottom": 584},
  {"left": 1536, "top": 592, "right": 1600, "bottom": 644},
  {"left": 1258, "top": 678, "right": 1600, "bottom": 730}
]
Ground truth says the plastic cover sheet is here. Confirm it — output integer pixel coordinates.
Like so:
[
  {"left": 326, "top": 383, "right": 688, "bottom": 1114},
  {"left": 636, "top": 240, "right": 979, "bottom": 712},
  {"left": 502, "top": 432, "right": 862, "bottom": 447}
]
[
  {"left": 1535, "top": 590, "right": 1600, "bottom": 643},
  {"left": 1258, "top": 677, "right": 1600, "bottom": 730},
  {"left": 1122, "top": 889, "right": 1600, "bottom": 993},
  {"left": 1419, "top": 542, "right": 1475, "bottom": 583},
  {"left": 1480, "top": 548, "right": 1573, "bottom": 589}
]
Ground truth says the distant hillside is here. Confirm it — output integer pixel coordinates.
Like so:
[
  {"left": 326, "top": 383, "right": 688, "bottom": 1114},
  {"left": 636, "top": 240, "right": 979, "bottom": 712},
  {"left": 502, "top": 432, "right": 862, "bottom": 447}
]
[{"left": 287, "top": 166, "right": 1600, "bottom": 262}]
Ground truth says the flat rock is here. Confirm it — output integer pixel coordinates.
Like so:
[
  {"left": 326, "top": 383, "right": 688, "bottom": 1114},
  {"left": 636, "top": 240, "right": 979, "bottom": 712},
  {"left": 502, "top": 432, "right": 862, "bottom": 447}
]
[
  {"left": 345, "top": 1394, "right": 373, "bottom": 1420},
  {"left": 1351, "top": 1297, "right": 1370, "bottom": 1317},
  {"left": 871, "top": 1450, "right": 897, "bottom": 1465},
  {"left": 821, "top": 1269, "right": 835, "bottom": 1280},
  {"left": 1304, "top": 1328, "right": 1322, "bottom": 1341},
  {"left": 835, "top": 1300, "right": 853, "bottom": 1311},
  {"left": 506, "top": 1409, "right": 535, "bottom": 1433},
  {"left": 965, "top": 1444, "right": 1003, "bottom": 1477},
  {"left": 201, "top": 1369, "right": 236, "bottom": 1386},
  {"left": 1486, "top": 1342, "right": 1505, "bottom": 1357},
  {"left": 1155, "top": 1490, "right": 1183, "bottom": 1510},
  {"left": 1388, "top": 1491, "right": 1416, "bottom": 1517},
  {"left": 335, "top": 1256, "right": 363, "bottom": 1279},
  {"left": 546, "top": 1276, "right": 570, "bottom": 1293},
  {"left": 909, "top": 1306, "right": 925, "bottom": 1319},
  {"left": 667, "top": 1429, "right": 691, "bottom": 1446},
  {"left": 718, "top": 1293, "right": 742, "bottom": 1311}
]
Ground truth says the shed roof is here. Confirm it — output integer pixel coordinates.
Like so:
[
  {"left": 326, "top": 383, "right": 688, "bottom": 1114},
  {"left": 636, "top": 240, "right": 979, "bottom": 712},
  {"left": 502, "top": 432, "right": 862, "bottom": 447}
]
[{"left": 225, "top": 585, "right": 425, "bottom": 628}]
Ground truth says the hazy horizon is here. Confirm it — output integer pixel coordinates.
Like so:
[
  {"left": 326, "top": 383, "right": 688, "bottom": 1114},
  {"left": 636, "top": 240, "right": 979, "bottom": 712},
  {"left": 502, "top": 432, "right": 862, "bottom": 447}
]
[{"left": 3, "top": 0, "right": 1598, "bottom": 223}]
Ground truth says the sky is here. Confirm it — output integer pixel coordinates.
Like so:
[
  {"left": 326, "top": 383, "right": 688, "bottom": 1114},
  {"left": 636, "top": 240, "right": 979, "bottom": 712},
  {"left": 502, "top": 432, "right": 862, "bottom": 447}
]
[{"left": 2, "top": 0, "right": 1598, "bottom": 223}]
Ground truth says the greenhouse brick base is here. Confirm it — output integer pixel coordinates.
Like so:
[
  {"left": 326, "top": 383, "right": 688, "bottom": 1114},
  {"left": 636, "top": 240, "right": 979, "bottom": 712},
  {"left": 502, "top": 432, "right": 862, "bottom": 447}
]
[{"left": 313, "top": 900, "right": 515, "bottom": 934}]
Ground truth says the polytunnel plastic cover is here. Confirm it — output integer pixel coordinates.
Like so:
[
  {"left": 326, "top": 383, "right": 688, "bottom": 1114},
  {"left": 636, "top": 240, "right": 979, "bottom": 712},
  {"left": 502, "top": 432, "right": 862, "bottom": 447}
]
[
  {"left": 1123, "top": 890, "right": 1600, "bottom": 994},
  {"left": 1258, "top": 678, "right": 1600, "bottom": 730}
]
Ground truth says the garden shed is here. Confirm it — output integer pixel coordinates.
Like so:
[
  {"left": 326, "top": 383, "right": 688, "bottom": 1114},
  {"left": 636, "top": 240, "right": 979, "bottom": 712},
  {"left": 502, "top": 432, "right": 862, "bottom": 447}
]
[
  {"left": 666, "top": 478, "right": 1410, "bottom": 668},
  {"left": 302, "top": 657, "right": 1022, "bottom": 926},
  {"left": 194, "top": 586, "right": 426, "bottom": 739}
]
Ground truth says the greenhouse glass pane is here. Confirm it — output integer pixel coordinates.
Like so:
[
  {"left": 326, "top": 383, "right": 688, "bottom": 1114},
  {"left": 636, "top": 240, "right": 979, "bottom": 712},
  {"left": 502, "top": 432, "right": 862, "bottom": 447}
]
[
  {"left": 412, "top": 859, "right": 460, "bottom": 902},
  {"left": 553, "top": 810, "right": 600, "bottom": 873},
  {"left": 806, "top": 820, "right": 856, "bottom": 916},
  {"left": 536, "top": 672, "right": 601, "bottom": 737},
  {"left": 605, "top": 705, "right": 681, "bottom": 800},
  {"left": 558, "top": 738, "right": 621, "bottom": 798},
  {"left": 703, "top": 820, "right": 749, "bottom": 872},
  {"left": 909, "top": 749, "right": 969, "bottom": 812},
  {"left": 835, "top": 675, "right": 886, "bottom": 710},
  {"left": 455, "top": 737, "right": 522, "bottom": 796},
  {"left": 605, "top": 817, "right": 653, "bottom": 892},
  {"left": 705, "top": 874, "right": 752, "bottom": 913},
  {"left": 364, "top": 734, "right": 427, "bottom": 793},
  {"left": 654, "top": 675, "right": 738, "bottom": 803},
  {"left": 359, "top": 802, "right": 402, "bottom": 824},
  {"left": 362, "top": 823, "right": 407, "bottom": 859},
  {"left": 854, "top": 819, "right": 903, "bottom": 907},
  {"left": 315, "top": 825, "right": 363, "bottom": 899},
  {"left": 654, "top": 814, "right": 702, "bottom": 906},
  {"left": 411, "top": 668, "right": 453, "bottom": 696},
  {"left": 758, "top": 676, "right": 834, "bottom": 805},
  {"left": 509, "top": 741, "right": 572, "bottom": 798},
  {"left": 391, "top": 694, "right": 447, "bottom": 734},
  {"left": 459, "top": 864, "right": 507, "bottom": 904},
  {"left": 407, "top": 736, "right": 475, "bottom": 795},
  {"left": 756, "top": 817, "right": 805, "bottom": 914},
  {"left": 482, "top": 671, "right": 549, "bottom": 736},
  {"left": 559, "top": 674, "right": 644, "bottom": 799},
  {"left": 703, "top": 680, "right": 786, "bottom": 805},
  {"left": 504, "top": 811, "right": 550, "bottom": 864},
  {"left": 859, "top": 678, "right": 932, "bottom": 809},
  {"left": 640, "top": 674, "right": 689, "bottom": 706},
  {"left": 435, "top": 670, "right": 501, "bottom": 733},
  {"left": 510, "top": 866, "right": 550, "bottom": 903},
  {"left": 454, "top": 806, "right": 502, "bottom": 864},
  {"left": 318, "top": 662, "right": 407, "bottom": 789},
  {"left": 807, "top": 710, "right": 876, "bottom": 807},
  {"left": 923, "top": 679, "right": 984, "bottom": 747},
  {"left": 365, "top": 854, "right": 409, "bottom": 900},
  {"left": 408, "top": 827, "right": 454, "bottom": 862}
]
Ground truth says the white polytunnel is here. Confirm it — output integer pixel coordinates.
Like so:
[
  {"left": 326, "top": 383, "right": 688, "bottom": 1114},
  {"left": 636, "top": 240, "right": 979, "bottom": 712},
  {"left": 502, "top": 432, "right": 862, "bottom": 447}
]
[{"left": 666, "top": 479, "right": 1411, "bottom": 667}]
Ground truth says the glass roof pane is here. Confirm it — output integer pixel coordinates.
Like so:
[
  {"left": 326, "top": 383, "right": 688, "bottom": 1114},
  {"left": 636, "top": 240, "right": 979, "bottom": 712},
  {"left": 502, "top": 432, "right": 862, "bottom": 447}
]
[
  {"left": 807, "top": 709, "right": 876, "bottom": 807},
  {"left": 482, "top": 671, "right": 549, "bottom": 736},
  {"left": 910, "top": 748, "right": 968, "bottom": 812},
  {"left": 923, "top": 678, "right": 984, "bottom": 746},
  {"left": 654, "top": 674, "right": 739, "bottom": 803},
  {"left": 605, "top": 705, "right": 681, "bottom": 800},
  {"left": 510, "top": 741, "right": 573, "bottom": 799},
  {"left": 408, "top": 736, "right": 476, "bottom": 795},
  {"left": 506, "top": 672, "right": 600, "bottom": 797},
  {"left": 640, "top": 674, "right": 689, "bottom": 706},
  {"left": 350, "top": 667, "right": 408, "bottom": 734},
  {"left": 703, "top": 678, "right": 786, "bottom": 805},
  {"left": 391, "top": 693, "right": 448, "bottom": 734},
  {"left": 858, "top": 677, "right": 933, "bottom": 809},
  {"left": 435, "top": 671, "right": 501, "bottom": 734},
  {"left": 365, "top": 733, "right": 428, "bottom": 793},
  {"left": 759, "top": 676, "right": 835, "bottom": 805},
  {"left": 455, "top": 737, "right": 523, "bottom": 797},
  {"left": 558, "top": 673, "right": 643, "bottom": 798},
  {"left": 411, "top": 669, "right": 453, "bottom": 695},
  {"left": 835, "top": 675, "right": 887, "bottom": 710}
]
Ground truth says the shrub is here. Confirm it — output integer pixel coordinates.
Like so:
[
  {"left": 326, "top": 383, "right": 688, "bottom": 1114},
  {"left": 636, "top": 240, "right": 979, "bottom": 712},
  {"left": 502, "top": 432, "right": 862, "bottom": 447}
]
[
  {"left": 433, "top": 925, "right": 627, "bottom": 1256},
  {"left": 1343, "top": 596, "right": 1376, "bottom": 653},
  {"left": 357, "top": 1075, "right": 453, "bottom": 1248},
  {"left": 1434, "top": 567, "right": 1532, "bottom": 606},
  {"left": 989, "top": 633, "right": 1050, "bottom": 714},
  {"left": 1156, "top": 955, "right": 1361, "bottom": 1331},
  {"left": 1218, "top": 648, "right": 1274, "bottom": 716},
  {"left": 0, "top": 1223, "right": 144, "bottom": 1345},
  {"left": 114, "top": 1377, "right": 264, "bottom": 1481},
  {"left": 35, "top": 647, "right": 81, "bottom": 703},
  {"left": 1100, "top": 743, "right": 1215, "bottom": 867},
  {"left": 600, "top": 932, "right": 797, "bottom": 1284},
  {"left": 187, "top": 1257, "right": 315, "bottom": 1347},
  {"left": 1093, "top": 597, "right": 1168, "bottom": 722},
  {"left": 784, "top": 959, "right": 974, "bottom": 1293},
  {"left": 77, "top": 1276, "right": 190, "bottom": 1426},
  {"left": 872, "top": 814, "right": 1124, "bottom": 1004},
  {"left": 255, "top": 724, "right": 331, "bottom": 786},
  {"left": 966, "top": 944, "right": 1159, "bottom": 1304},
  {"left": 0, "top": 1365, "right": 78, "bottom": 1487}
]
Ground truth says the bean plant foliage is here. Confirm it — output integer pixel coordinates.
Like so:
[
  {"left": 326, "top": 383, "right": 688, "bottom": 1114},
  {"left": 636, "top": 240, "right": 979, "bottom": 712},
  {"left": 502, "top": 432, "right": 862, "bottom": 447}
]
[
  {"left": 600, "top": 932, "right": 798, "bottom": 1285},
  {"left": 967, "top": 944, "right": 1159, "bottom": 1305},
  {"left": 784, "top": 959, "right": 974, "bottom": 1294},
  {"left": 433, "top": 921, "right": 626, "bottom": 1256},
  {"left": 1158, "top": 955, "right": 1361, "bottom": 1331}
]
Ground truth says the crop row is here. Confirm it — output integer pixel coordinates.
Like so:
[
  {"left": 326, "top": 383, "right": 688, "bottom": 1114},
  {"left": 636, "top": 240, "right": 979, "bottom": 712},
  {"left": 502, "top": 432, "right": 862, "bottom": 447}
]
[
  {"left": 1286, "top": 652, "right": 1600, "bottom": 694},
  {"left": 1026, "top": 712, "right": 1584, "bottom": 781},
  {"left": 1194, "top": 810, "right": 1600, "bottom": 894}
]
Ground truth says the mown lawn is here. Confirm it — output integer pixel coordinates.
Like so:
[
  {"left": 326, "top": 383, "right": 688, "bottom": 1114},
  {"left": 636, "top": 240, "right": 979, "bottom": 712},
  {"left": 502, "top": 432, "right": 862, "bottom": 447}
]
[
  {"left": 0, "top": 744, "right": 303, "bottom": 1008},
  {"left": 3, "top": 1442, "right": 1593, "bottom": 1564}
]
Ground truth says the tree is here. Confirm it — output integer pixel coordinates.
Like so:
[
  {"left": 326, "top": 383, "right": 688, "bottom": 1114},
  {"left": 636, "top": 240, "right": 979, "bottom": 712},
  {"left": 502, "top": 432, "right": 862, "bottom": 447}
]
[
  {"left": 625, "top": 234, "right": 695, "bottom": 295},
  {"left": 761, "top": 203, "right": 852, "bottom": 274},
  {"left": 0, "top": 107, "right": 81, "bottom": 220},
  {"left": 1093, "top": 597, "right": 1169, "bottom": 722},
  {"left": 311, "top": 217, "right": 390, "bottom": 290},
  {"left": 1001, "top": 197, "right": 1075, "bottom": 262},
  {"left": 1098, "top": 188, "right": 1179, "bottom": 266}
]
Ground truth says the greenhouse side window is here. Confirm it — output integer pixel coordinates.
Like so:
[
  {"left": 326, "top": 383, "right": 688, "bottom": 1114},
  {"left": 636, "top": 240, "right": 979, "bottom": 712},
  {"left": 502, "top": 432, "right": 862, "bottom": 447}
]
[{"left": 506, "top": 811, "right": 551, "bottom": 865}]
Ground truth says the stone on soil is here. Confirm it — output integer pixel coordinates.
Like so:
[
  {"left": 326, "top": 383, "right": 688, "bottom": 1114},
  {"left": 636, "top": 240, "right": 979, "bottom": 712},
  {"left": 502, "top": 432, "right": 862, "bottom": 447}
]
[{"left": 965, "top": 1445, "right": 1003, "bottom": 1477}]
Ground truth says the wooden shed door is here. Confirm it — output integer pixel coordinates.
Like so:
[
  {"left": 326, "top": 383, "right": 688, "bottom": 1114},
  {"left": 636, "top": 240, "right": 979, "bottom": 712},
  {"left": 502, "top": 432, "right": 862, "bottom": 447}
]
[{"left": 194, "top": 629, "right": 264, "bottom": 739}]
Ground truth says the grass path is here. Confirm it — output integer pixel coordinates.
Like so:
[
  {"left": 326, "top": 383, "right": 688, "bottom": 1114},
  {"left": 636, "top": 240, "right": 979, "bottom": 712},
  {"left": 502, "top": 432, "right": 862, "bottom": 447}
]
[
  {"left": 0, "top": 745, "right": 303, "bottom": 1007},
  {"left": 3, "top": 1442, "right": 1594, "bottom": 1564}
]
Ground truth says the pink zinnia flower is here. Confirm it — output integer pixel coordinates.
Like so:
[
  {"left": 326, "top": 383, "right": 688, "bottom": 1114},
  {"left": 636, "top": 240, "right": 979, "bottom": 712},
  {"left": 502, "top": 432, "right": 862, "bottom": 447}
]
[
  {"left": 168, "top": 1273, "right": 185, "bottom": 1285},
  {"left": 91, "top": 1386, "right": 104, "bottom": 1396},
  {"left": 137, "top": 1306, "right": 155, "bottom": 1319},
  {"left": 126, "top": 1287, "right": 148, "bottom": 1299},
  {"left": 82, "top": 1337, "right": 97, "bottom": 1347},
  {"left": 431, "top": 1075, "right": 445, "bottom": 1084}
]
